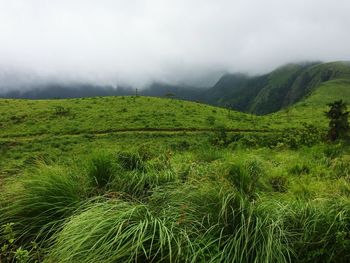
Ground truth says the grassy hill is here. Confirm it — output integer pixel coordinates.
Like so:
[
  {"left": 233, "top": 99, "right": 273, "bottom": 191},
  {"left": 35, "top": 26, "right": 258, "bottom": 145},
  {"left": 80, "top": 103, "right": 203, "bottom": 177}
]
[
  {"left": 0, "top": 96, "right": 258, "bottom": 138},
  {"left": 1, "top": 80, "right": 350, "bottom": 175},
  {"left": 274, "top": 79, "right": 350, "bottom": 127},
  {"left": 1, "top": 81, "right": 350, "bottom": 262},
  {"left": 205, "top": 61, "right": 350, "bottom": 114},
  {"left": 3, "top": 61, "right": 350, "bottom": 118}
]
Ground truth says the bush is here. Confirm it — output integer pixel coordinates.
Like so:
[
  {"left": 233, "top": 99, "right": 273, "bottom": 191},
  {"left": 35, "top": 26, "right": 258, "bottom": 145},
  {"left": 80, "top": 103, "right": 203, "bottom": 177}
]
[
  {"left": 53, "top": 106, "right": 71, "bottom": 116},
  {"left": 208, "top": 126, "right": 228, "bottom": 146},
  {"left": 206, "top": 116, "right": 216, "bottom": 126},
  {"left": 269, "top": 176, "right": 288, "bottom": 192}
]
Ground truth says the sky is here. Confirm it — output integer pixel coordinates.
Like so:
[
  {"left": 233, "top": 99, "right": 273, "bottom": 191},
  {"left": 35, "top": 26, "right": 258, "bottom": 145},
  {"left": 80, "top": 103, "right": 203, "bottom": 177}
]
[{"left": 0, "top": 0, "right": 350, "bottom": 89}]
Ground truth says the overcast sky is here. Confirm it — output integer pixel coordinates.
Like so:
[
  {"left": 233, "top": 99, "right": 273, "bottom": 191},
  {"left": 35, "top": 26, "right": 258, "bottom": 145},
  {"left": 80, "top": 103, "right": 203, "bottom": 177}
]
[{"left": 0, "top": 0, "right": 350, "bottom": 88}]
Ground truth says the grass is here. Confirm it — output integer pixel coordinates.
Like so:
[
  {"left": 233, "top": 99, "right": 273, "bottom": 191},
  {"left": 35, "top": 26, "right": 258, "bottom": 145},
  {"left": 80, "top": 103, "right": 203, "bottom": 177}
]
[
  {"left": 0, "top": 165, "right": 90, "bottom": 245},
  {"left": 1, "top": 84, "right": 350, "bottom": 262},
  {"left": 1, "top": 142, "right": 350, "bottom": 262},
  {"left": 0, "top": 96, "right": 257, "bottom": 138}
]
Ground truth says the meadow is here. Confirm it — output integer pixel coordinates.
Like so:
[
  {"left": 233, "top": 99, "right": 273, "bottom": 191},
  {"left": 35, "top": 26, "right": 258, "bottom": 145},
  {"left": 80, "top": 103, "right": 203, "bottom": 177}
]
[{"left": 1, "top": 90, "right": 350, "bottom": 262}]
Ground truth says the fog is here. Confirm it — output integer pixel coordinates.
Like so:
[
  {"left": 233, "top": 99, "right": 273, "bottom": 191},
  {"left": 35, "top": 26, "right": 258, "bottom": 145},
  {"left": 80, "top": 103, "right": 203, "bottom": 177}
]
[{"left": 0, "top": 0, "right": 350, "bottom": 90}]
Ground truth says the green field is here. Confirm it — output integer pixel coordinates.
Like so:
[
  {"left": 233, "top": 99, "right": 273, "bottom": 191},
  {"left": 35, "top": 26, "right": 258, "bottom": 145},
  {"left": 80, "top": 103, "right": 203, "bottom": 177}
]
[{"left": 1, "top": 79, "right": 350, "bottom": 262}]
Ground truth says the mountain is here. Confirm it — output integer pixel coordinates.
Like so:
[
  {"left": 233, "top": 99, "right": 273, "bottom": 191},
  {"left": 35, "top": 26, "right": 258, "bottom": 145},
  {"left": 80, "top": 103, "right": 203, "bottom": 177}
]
[
  {"left": 1, "top": 61, "right": 350, "bottom": 115},
  {"left": 205, "top": 61, "right": 350, "bottom": 114},
  {"left": 140, "top": 82, "right": 204, "bottom": 101},
  {"left": 0, "top": 81, "right": 205, "bottom": 101},
  {"left": 0, "top": 83, "right": 133, "bottom": 99}
]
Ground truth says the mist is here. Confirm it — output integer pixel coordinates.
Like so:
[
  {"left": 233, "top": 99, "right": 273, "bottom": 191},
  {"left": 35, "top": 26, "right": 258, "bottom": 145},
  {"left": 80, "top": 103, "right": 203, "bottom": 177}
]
[{"left": 0, "top": 0, "right": 350, "bottom": 90}]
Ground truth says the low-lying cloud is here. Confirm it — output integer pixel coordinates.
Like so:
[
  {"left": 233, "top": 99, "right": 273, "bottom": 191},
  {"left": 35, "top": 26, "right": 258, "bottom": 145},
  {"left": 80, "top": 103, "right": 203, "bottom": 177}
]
[{"left": 0, "top": 0, "right": 349, "bottom": 89}]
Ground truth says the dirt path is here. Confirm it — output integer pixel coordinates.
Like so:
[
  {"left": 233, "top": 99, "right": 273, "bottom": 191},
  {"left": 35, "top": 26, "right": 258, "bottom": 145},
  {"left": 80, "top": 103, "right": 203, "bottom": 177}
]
[{"left": 0, "top": 127, "right": 278, "bottom": 142}]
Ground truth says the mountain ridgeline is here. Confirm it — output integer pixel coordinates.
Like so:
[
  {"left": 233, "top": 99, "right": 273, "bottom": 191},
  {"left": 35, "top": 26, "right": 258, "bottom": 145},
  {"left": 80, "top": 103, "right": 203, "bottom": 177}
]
[
  {"left": 204, "top": 61, "right": 350, "bottom": 114},
  {"left": 1, "top": 61, "right": 350, "bottom": 115}
]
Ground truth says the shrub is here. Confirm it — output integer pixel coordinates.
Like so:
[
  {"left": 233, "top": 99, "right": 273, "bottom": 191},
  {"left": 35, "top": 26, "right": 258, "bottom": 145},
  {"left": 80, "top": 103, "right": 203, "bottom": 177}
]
[
  {"left": 53, "top": 106, "right": 71, "bottom": 116},
  {"left": 269, "top": 176, "right": 288, "bottom": 192},
  {"left": 325, "top": 100, "right": 349, "bottom": 141},
  {"left": 208, "top": 126, "right": 228, "bottom": 146},
  {"left": 206, "top": 116, "right": 216, "bottom": 126}
]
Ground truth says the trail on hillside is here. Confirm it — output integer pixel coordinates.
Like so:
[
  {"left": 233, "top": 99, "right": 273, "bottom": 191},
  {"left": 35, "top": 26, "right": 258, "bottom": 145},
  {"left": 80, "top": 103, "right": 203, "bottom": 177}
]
[{"left": 0, "top": 127, "right": 277, "bottom": 142}]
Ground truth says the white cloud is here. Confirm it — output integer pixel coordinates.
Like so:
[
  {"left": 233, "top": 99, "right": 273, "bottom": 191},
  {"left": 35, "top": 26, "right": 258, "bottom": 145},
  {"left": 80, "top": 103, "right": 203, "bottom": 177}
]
[{"left": 0, "top": 0, "right": 349, "bottom": 88}]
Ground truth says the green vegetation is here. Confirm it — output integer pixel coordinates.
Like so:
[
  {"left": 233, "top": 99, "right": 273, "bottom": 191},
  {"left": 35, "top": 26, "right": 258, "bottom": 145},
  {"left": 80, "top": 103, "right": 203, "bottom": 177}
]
[
  {"left": 326, "top": 100, "right": 349, "bottom": 141},
  {"left": 1, "top": 74, "right": 350, "bottom": 262},
  {"left": 206, "top": 61, "right": 350, "bottom": 114}
]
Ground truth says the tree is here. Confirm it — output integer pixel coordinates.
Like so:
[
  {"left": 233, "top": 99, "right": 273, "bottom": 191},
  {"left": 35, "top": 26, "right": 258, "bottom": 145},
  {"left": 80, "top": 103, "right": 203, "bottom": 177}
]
[{"left": 325, "top": 100, "right": 349, "bottom": 141}]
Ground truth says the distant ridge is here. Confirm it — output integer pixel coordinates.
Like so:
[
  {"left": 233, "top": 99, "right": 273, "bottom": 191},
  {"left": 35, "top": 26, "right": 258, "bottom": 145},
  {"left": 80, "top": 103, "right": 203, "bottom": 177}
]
[{"left": 1, "top": 61, "right": 350, "bottom": 115}]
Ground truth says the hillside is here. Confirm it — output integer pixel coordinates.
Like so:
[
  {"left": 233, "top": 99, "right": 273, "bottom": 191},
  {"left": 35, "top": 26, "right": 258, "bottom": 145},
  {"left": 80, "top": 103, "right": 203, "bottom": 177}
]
[
  {"left": 274, "top": 78, "right": 350, "bottom": 127},
  {"left": 2, "top": 78, "right": 350, "bottom": 139},
  {"left": 2, "top": 61, "right": 350, "bottom": 117},
  {"left": 205, "top": 61, "right": 350, "bottom": 114},
  {"left": 1, "top": 93, "right": 350, "bottom": 263},
  {"left": 0, "top": 96, "right": 259, "bottom": 138}
]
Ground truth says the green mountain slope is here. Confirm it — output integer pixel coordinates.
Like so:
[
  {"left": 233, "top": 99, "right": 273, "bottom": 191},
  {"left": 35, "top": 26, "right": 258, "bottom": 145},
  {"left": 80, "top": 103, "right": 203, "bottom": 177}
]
[
  {"left": 206, "top": 61, "right": 350, "bottom": 114},
  {"left": 0, "top": 96, "right": 261, "bottom": 138},
  {"left": 1, "top": 62, "right": 350, "bottom": 140},
  {"left": 274, "top": 79, "right": 350, "bottom": 128}
]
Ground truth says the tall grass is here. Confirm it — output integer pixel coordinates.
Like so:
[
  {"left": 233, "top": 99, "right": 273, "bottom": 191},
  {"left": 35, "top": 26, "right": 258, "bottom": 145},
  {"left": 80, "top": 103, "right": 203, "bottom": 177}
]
[
  {"left": 87, "top": 152, "right": 116, "bottom": 190},
  {"left": 0, "top": 165, "right": 90, "bottom": 246},
  {"left": 49, "top": 177, "right": 290, "bottom": 263},
  {"left": 49, "top": 200, "right": 189, "bottom": 263},
  {"left": 2, "top": 145, "right": 350, "bottom": 262},
  {"left": 281, "top": 199, "right": 350, "bottom": 263}
]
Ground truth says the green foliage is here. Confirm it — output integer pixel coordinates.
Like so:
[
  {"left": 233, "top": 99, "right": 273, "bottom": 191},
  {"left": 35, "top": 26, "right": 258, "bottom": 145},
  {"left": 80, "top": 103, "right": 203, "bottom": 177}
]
[
  {"left": 208, "top": 125, "right": 228, "bottom": 146},
  {"left": 2, "top": 81, "right": 350, "bottom": 262},
  {"left": 0, "top": 166, "right": 90, "bottom": 245},
  {"left": 2, "top": 143, "right": 350, "bottom": 262},
  {"left": 226, "top": 159, "right": 263, "bottom": 198},
  {"left": 289, "top": 164, "right": 310, "bottom": 175},
  {"left": 281, "top": 200, "right": 350, "bottom": 263},
  {"left": 206, "top": 61, "right": 350, "bottom": 115},
  {"left": 206, "top": 115, "right": 216, "bottom": 126},
  {"left": 88, "top": 152, "right": 115, "bottom": 189},
  {"left": 53, "top": 105, "right": 71, "bottom": 116},
  {"left": 325, "top": 100, "right": 349, "bottom": 141},
  {"left": 330, "top": 155, "right": 350, "bottom": 179},
  {"left": 269, "top": 176, "right": 288, "bottom": 192},
  {"left": 116, "top": 150, "right": 145, "bottom": 171},
  {"left": 0, "top": 223, "right": 30, "bottom": 263},
  {"left": 281, "top": 124, "right": 324, "bottom": 149}
]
